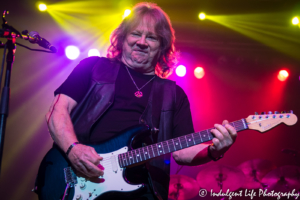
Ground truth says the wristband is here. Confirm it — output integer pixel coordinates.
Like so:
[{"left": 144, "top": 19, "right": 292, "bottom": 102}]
[
  {"left": 66, "top": 142, "right": 80, "bottom": 157},
  {"left": 208, "top": 146, "right": 223, "bottom": 161}
]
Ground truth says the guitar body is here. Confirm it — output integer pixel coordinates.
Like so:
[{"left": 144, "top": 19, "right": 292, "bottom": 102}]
[{"left": 36, "top": 125, "right": 151, "bottom": 200}]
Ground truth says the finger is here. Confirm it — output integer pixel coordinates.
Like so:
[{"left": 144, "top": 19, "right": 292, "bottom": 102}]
[
  {"left": 90, "top": 148, "right": 101, "bottom": 159},
  {"left": 215, "top": 124, "right": 233, "bottom": 146},
  {"left": 214, "top": 124, "right": 230, "bottom": 139},
  {"left": 85, "top": 160, "right": 104, "bottom": 177},
  {"left": 210, "top": 125, "right": 224, "bottom": 141},
  {"left": 90, "top": 150, "right": 102, "bottom": 164},
  {"left": 224, "top": 124, "right": 237, "bottom": 141},
  {"left": 222, "top": 120, "right": 229, "bottom": 125},
  {"left": 211, "top": 138, "right": 221, "bottom": 150},
  {"left": 73, "top": 161, "right": 89, "bottom": 177}
]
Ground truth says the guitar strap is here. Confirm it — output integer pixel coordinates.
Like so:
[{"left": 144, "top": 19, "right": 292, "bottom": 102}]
[{"left": 151, "top": 77, "right": 165, "bottom": 132}]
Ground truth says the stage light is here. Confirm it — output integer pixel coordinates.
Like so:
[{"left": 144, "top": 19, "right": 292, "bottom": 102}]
[
  {"left": 277, "top": 70, "right": 289, "bottom": 81},
  {"left": 88, "top": 49, "right": 100, "bottom": 57},
  {"left": 38, "top": 3, "right": 47, "bottom": 11},
  {"left": 292, "top": 17, "right": 299, "bottom": 25},
  {"left": 123, "top": 9, "right": 131, "bottom": 19},
  {"left": 198, "top": 12, "right": 206, "bottom": 20},
  {"left": 194, "top": 67, "right": 205, "bottom": 79},
  {"left": 176, "top": 65, "right": 186, "bottom": 77},
  {"left": 65, "top": 45, "right": 80, "bottom": 60}
]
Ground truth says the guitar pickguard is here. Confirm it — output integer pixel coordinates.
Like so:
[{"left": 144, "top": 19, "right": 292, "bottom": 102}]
[{"left": 73, "top": 147, "right": 143, "bottom": 200}]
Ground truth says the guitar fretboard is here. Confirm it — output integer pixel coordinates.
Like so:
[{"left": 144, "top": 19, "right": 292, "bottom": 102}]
[{"left": 118, "top": 119, "right": 248, "bottom": 168}]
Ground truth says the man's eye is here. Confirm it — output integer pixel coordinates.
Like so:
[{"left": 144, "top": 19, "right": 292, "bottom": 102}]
[{"left": 148, "top": 36, "right": 157, "bottom": 40}]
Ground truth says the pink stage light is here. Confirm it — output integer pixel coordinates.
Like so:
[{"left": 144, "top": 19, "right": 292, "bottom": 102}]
[
  {"left": 176, "top": 65, "right": 186, "bottom": 77},
  {"left": 65, "top": 45, "right": 80, "bottom": 60},
  {"left": 194, "top": 67, "right": 205, "bottom": 79},
  {"left": 277, "top": 70, "right": 289, "bottom": 81}
]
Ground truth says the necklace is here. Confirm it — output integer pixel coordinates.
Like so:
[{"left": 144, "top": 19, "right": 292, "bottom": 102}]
[{"left": 124, "top": 65, "right": 155, "bottom": 98}]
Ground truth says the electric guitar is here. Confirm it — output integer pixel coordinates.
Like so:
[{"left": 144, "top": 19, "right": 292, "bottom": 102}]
[{"left": 36, "top": 112, "right": 297, "bottom": 200}]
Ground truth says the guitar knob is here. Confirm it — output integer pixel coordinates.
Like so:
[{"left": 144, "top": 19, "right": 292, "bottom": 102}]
[
  {"left": 261, "top": 112, "right": 266, "bottom": 115},
  {"left": 275, "top": 111, "right": 279, "bottom": 114},
  {"left": 281, "top": 111, "right": 286, "bottom": 113},
  {"left": 268, "top": 111, "right": 272, "bottom": 114},
  {"left": 255, "top": 112, "right": 259, "bottom": 115},
  {"left": 290, "top": 110, "right": 293, "bottom": 114}
]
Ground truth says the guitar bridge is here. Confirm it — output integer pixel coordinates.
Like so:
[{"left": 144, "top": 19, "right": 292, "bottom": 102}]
[{"left": 64, "top": 167, "right": 77, "bottom": 187}]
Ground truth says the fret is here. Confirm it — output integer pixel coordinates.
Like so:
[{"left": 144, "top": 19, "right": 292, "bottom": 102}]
[
  {"left": 186, "top": 134, "right": 194, "bottom": 147},
  {"left": 242, "top": 119, "right": 248, "bottom": 130},
  {"left": 172, "top": 139, "right": 176, "bottom": 151},
  {"left": 166, "top": 140, "right": 171, "bottom": 153},
  {"left": 146, "top": 146, "right": 150, "bottom": 159},
  {"left": 179, "top": 137, "right": 183, "bottom": 149},
  {"left": 150, "top": 145, "right": 155, "bottom": 157},
  {"left": 184, "top": 136, "right": 189, "bottom": 147},
  {"left": 191, "top": 134, "right": 196, "bottom": 145},
  {"left": 120, "top": 154, "right": 125, "bottom": 167},
  {"left": 193, "top": 132, "right": 201, "bottom": 144},
  {"left": 162, "top": 141, "right": 169, "bottom": 154},
  {"left": 173, "top": 138, "right": 182, "bottom": 150},
  {"left": 136, "top": 148, "right": 142, "bottom": 162},
  {"left": 156, "top": 144, "right": 161, "bottom": 155},
  {"left": 160, "top": 142, "right": 165, "bottom": 154},
  {"left": 200, "top": 130, "right": 212, "bottom": 142},
  {"left": 142, "top": 147, "right": 146, "bottom": 161},
  {"left": 128, "top": 151, "right": 133, "bottom": 165},
  {"left": 231, "top": 122, "right": 236, "bottom": 131},
  {"left": 124, "top": 153, "right": 128, "bottom": 166},
  {"left": 131, "top": 150, "right": 137, "bottom": 163},
  {"left": 199, "top": 131, "right": 203, "bottom": 142},
  {"left": 131, "top": 150, "right": 136, "bottom": 163},
  {"left": 179, "top": 136, "right": 187, "bottom": 149}
]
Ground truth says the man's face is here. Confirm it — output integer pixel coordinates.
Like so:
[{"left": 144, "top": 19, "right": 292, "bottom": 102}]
[{"left": 121, "top": 19, "right": 160, "bottom": 74}]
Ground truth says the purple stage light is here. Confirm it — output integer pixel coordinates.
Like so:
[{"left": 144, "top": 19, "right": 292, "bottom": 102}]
[
  {"left": 65, "top": 45, "right": 80, "bottom": 60},
  {"left": 176, "top": 65, "right": 186, "bottom": 77}
]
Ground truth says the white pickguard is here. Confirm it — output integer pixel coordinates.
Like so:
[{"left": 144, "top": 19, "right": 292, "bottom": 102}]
[{"left": 72, "top": 146, "right": 143, "bottom": 200}]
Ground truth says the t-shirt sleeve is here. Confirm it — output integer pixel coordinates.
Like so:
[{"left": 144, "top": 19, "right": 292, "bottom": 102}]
[
  {"left": 172, "top": 85, "right": 195, "bottom": 138},
  {"left": 54, "top": 56, "right": 100, "bottom": 103}
]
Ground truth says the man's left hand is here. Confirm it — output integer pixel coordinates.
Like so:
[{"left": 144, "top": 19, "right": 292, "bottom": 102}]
[{"left": 209, "top": 120, "right": 237, "bottom": 159}]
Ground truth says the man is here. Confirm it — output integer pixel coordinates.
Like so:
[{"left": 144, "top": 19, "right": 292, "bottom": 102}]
[{"left": 39, "top": 2, "right": 237, "bottom": 200}]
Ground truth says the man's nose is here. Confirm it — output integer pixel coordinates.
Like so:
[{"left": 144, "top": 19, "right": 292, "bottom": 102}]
[{"left": 136, "top": 36, "right": 148, "bottom": 48}]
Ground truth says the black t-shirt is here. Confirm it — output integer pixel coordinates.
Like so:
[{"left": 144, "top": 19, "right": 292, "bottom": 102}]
[{"left": 55, "top": 57, "right": 194, "bottom": 143}]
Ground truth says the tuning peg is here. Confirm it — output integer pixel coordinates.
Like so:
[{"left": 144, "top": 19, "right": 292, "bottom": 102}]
[
  {"left": 261, "top": 112, "right": 266, "bottom": 115},
  {"left": 255, "top": 112, "right": 259, "bottom": 115},
  {"left": 274, "top": 111, "right": 279, "bottom": 114},
  {"left": 290, "top": 110, "right": 293, "bottom": 114},
  {"left": 281, "top": 111, "right": 286, "bottom": 113},
  {"left": 268, "top": 111, "right": 272, "bottom": 114}
]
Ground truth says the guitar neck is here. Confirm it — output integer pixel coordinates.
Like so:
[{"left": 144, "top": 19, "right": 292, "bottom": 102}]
[{"left": 118, "top": 119, "right": 248, "bottom": 168}]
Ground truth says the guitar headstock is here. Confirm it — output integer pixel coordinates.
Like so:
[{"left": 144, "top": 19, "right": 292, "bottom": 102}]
[{"left": 245, "top": 111, "right": 297, "bottom": 133}]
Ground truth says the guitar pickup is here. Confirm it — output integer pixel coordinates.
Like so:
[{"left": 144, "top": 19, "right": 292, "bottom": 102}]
[{"left": 110, "top": 155, "right": 118, "bottom": 173}]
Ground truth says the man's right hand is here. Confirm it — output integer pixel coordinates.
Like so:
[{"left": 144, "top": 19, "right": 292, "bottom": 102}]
[{"left": 67, "top": 144, "right": 104, "bottom": 178}]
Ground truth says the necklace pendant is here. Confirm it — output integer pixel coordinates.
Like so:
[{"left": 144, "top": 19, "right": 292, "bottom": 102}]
[{"left": 135, "top": 91, "right": 143, "bottom": 98}]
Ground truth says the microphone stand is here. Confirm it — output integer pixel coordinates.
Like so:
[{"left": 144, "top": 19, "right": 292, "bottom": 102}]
[
  {"left": 0, "top": 10, "right": 56, "bottom": 175},
  {"left": 0, "top": 35, "right": 15, "bottom": 174}
]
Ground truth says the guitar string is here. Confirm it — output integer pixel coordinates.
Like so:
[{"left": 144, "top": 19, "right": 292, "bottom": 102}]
[{"left": 99, "top": 122, "right": 247, "bottom": 167}]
